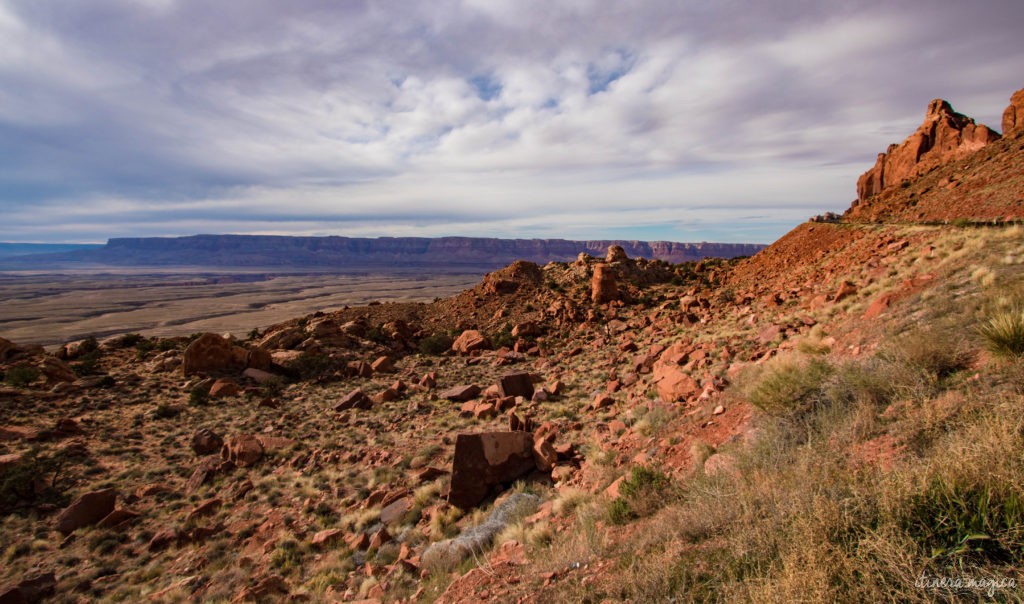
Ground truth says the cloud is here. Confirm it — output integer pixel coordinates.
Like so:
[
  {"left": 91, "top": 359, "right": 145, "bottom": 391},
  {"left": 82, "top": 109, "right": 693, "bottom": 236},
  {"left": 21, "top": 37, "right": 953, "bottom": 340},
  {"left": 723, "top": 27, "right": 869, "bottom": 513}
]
[{"left": 1, "top": 0, "right": 1022, "bottom": 243}]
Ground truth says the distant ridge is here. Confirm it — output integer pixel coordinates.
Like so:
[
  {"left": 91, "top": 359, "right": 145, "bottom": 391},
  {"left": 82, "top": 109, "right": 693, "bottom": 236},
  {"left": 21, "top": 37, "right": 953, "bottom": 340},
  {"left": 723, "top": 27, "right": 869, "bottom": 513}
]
[
  {"left": 0, "top": 242, "right": 102, "bottom": 258},
  {"left": 5, "top": 234, "right": 766, "bottom": 269}
]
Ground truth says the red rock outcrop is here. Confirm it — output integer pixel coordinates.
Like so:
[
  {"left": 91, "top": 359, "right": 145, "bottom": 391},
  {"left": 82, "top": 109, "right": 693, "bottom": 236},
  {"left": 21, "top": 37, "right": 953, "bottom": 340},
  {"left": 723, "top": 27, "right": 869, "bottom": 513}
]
[
  {"left": 591, "top": 264, "right": 618, "bottom": 304},
  {"left": 1003, "top": 88, "right": 1024, "bottom": 134},
  {"left": 856, "top": 99, "right": 1000, "bottom": 201}
]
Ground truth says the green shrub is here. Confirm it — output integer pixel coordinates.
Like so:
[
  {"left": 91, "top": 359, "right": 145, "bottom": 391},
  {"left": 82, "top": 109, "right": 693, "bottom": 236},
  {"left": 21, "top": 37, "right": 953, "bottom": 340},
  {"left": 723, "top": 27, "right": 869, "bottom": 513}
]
[
  {"left": 607, "top": 497, "right": 633, "bottom": 525},
  {"left": 0, "top": 449, "right": 69, "bottom": 514},
  {"left": 72, "top": 350, "right": 101, "bottom": 376},
  {"left": 291, "top": 353, "right": 334, "bottom": 380},
  {"left": 117, "top": 333, "right": 145, "bottom": 347},
  {"left": 608, "top": 466, "right": 674, "bottom": 524},
  {"left": 491, "top": 324, "right": 515, "bottom": 349},
  {"left": 189, "top": 387, "right": 210, "bottom": 406},
  {"left": 3, "top": 365, "right": 39, "bottom": 388},
  {"left": 978, "top": 308, "right": 1024, "bottom": 358},
  {"left": 899, "top": 477, "right": 1024, "bottom": 563},
  {"left": 747, "top": 356, "right": 833, "bottom": 416},
  {"left": 418, "top": 333, "right": 453, "bottom": 355}
]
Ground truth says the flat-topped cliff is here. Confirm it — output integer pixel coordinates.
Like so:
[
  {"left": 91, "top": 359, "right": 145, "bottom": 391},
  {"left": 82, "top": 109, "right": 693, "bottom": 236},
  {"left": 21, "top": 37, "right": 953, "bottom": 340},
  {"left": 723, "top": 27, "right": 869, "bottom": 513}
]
[{"left": 17, "top": 235, "right": 765, "bottom": 268}]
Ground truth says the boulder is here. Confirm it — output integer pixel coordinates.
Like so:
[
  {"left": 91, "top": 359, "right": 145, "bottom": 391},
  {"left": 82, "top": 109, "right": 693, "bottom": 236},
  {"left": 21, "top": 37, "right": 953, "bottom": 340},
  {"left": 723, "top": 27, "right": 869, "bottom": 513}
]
[
  {"left": 497, "top": 372, "right": 534, "bottom": 398},
  {"left": 209, "top": 378, "right": 241, "bottom": 398},
  {"left": 652, "top": 345, "right": 701, "bottom": 403},
  {"left": 370, "top": 355, "right": 394, "bottom": 373},
  {"left": 606, "top": 245, "right": 628, "bottom": 263},
  {"left": 440, "top": 384, "right": 481, "bottom": 401},
  {"left": 221, "top": 434, "right": 263, "bottom": 467},
  {"left": 182, "top": 333, "right": 246, "bottom": 376},
  {"left": 259, "top": 327, "right": 305, "bottom": 350},
  {"left": 0, "top": 337, "right": 20, "bottom": 363},
  {"left": 246, "top": 347, "right": 273, "bottom": 371},
  {"left": 591, "top": 264, "right": 618, "bottom": 304},
  {"left": 56, "top": 488, "right": 117, "bottom": 535},
  {"left": 532, "top": 437, "right": 557, "bottom": 472},
  {"left": 191, "top": 429, "right": 223, "bottom": 455},
  {"left": 452, "top": 330, "right": 492, "bottom": 355},
  {"left": 856, "top": 98, "right": 1000, "bottom": 200},
  {"left": 334, "top": 388, "right": 372, "bottom": 411},
  {"left": 448, "top": 431, "right": 537, "bottom": 509},
  {"left": 0, "top": 572, "right": 56, "bottom": 604},
  {"left": 1003, "top": 88, "right": 1024, "bottom": 134},
  {"left": 242, "top": 367, "right": 277, "bottom": 384}
]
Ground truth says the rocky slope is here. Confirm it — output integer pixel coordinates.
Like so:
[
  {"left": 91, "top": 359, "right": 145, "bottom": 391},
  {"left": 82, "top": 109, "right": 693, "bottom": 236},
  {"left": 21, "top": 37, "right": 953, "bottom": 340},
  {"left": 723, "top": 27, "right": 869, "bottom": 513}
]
[
  {"left": 8, "top": 235, "right": 765, "bottom": 269},
  {"left": 2, "top": 85, "right": 1023, "bottom": 603}
]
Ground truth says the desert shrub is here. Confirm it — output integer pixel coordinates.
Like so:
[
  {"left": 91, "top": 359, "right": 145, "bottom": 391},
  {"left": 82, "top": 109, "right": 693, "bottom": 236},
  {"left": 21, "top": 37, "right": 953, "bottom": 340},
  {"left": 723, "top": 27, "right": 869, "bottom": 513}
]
[
  {"left": 491, "top": 325, "right": 515, "bottom": 349},
  {"left": 189, "top": 386, "right": 210, "bottom": 406},
  {"left": 72, "top": 350, "right": 101, "bottom": 376},
  {"left": 117, "top": 333, "right": 145, "bottom": 347},
  {"left": 607, "top": 497, "right": 633, "bottom": 525},
  {"left": 134, "top": 338, "right": 156, "bottom": 358},
  {"left": 978, "top": 307, "right": 1024, "bottom": 358},
  {"left": 364, "top": 327, "right": 389, "bottom": 344},
  {"left": 0, "top": 449, "right": 70, "bottom": 514},
  {"left": 3, "top": 365, "right": 39, "bottom": 388},
  {"left": 291, "top": 353, "right": 334, "bottom": 380},
  {"left": 608, "top": 465, "right": 674, "bottom": 524},
  {"left": 898, "top": 478, "right": 1024, "bottom": 564},
  {"left": 883, "top": 328, "right": 973, "bottom": 379},
  {"left": 78, "top": 335, "right": 99, "bottom": 355},
  {"left": 417, "top": 334, "right": 453, "bottom": 355},
  {"left": 746, "top": 355, "right": 833, "bottom": 416}
]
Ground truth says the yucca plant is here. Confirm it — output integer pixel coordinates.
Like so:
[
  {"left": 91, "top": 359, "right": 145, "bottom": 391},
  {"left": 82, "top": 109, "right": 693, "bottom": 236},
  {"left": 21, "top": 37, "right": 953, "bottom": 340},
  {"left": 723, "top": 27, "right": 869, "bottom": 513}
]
[{"left": 978, "top": 308, "right": 1024, "bottom": 358}]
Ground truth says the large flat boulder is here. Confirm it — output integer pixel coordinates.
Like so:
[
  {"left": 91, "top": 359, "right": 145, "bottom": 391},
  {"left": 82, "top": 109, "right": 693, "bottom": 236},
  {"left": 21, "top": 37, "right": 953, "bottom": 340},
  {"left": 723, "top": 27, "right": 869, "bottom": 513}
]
[
  {"left": 56, "top": 488, "right": 117, "bottom": 535},
  {"left": 448, "top": 431, "right": 536, "bottom": 509}
]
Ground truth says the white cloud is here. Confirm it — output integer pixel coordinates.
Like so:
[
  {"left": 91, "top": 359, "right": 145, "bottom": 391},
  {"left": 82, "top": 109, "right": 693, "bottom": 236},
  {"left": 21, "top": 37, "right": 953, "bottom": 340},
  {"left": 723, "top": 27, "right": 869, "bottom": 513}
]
[{"left": 1, "top": 0, "right": 1022, "bottom": 243}]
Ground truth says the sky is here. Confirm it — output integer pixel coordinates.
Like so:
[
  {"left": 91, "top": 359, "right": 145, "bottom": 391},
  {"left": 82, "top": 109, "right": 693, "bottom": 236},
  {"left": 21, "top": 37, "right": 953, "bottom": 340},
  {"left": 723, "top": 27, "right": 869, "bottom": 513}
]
[{"left": 1, "top": 0, "right": 1023, "bottom": 245}]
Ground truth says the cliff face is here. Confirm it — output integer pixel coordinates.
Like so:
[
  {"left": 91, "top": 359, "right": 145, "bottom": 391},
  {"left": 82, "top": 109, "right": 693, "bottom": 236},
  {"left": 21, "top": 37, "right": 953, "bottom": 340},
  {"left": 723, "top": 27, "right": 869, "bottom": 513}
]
[
  {"left": 1003, "top": 88, "right": 1024, "bottom": 134},
  {"left": 856, "top": 99, "right": 1000, "bottom": 201},
  {"left": 53, "top": 235, "right": 766, "bottom": 268}
]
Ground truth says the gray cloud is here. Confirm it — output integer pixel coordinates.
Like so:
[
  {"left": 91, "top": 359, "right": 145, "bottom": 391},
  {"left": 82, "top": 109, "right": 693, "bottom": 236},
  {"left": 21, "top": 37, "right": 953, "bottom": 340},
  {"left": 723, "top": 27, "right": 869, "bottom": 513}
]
[{"left": 1, "top": 0, "right": 1022, "bottom": 243}]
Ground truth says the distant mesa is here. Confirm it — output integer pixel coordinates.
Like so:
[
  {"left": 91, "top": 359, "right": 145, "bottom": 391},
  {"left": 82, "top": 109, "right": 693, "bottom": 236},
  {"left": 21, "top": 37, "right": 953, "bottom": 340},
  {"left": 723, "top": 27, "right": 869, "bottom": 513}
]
[
  {"left": 5, "top": 235, "right": 766, "bottom": 270},
  {"left": 856, "top": 98, "right": 1000, "bottom": 202}
]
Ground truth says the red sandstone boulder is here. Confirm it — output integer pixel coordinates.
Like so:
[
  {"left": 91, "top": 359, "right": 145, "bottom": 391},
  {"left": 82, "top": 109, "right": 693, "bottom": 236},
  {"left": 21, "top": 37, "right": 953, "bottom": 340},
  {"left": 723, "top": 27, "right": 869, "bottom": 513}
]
[
  {"left": 448, "top": 431, "right": 536, "bottom": 509},
  {"left": 451, "top": 330, "right": 491, "bottom": 355},
  {"left": 182, "top": 333, "right": 246, "bottom": 376},
  {"left": 334, "top": 388, "right": 372, "bottom": 411},
  {"left": 497, "top": 372, "right": 534, "bottom": 398},
  {"left": 856, "top": 98, "right": 999, "bottom": 200},
  {"left": 591, "top": 264, "right": 618, "bottom": 304},
  {"left": 440, "top": 384, "right": 481, "bottom": 401},
  {"left": 221, "top": 434, "right": 263, "bottom": 467},
  {"left": 209, "top": 378, "right": 241, "bottom": 398},
  {"left": 56, "top": 488, "right": 117, "bottom": 535},
  {"left": 191, "top": 428, "right": 223, "bottom": 455},
  {"left": 652, "top": 346, "right": 701, "bottom": 403},
  {"left": 606, "top": 245, "right": 628, "bottom": 263}
]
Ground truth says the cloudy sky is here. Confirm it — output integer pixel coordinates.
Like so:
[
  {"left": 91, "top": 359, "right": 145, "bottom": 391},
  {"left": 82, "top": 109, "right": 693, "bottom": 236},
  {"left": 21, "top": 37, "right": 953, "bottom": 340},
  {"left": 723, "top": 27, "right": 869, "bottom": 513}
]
[{"left": 2, "top": 0, "right": 1022, "bottom": 244}]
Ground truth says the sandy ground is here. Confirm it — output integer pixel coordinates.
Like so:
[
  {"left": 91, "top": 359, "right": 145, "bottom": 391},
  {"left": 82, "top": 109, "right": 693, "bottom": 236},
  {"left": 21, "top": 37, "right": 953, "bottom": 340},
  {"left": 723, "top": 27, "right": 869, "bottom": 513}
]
[{"left": 0, "top": 269, "right": 482, "bottom": 347}]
